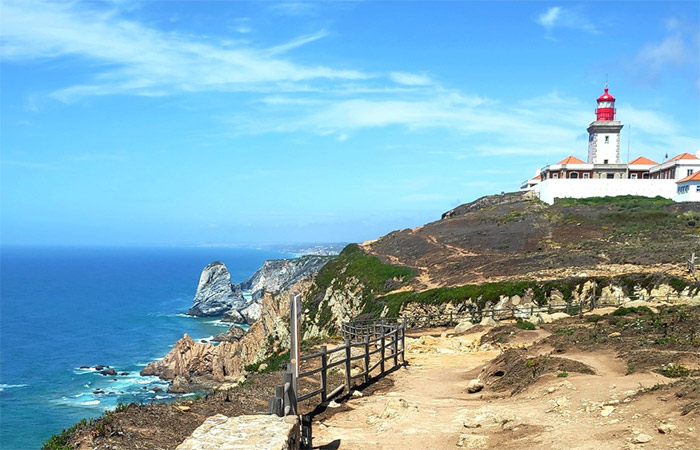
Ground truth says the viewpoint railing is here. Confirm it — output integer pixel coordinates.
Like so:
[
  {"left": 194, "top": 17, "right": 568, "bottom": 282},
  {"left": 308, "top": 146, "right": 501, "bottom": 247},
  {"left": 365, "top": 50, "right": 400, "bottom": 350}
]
[{"left": 268, "top": 319, "right": 406, "bottom": 419}]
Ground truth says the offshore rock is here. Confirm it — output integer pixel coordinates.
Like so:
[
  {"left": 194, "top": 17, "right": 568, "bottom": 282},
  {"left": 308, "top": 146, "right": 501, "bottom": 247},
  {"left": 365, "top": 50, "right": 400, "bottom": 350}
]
[
  {"left": 241, "top": 255, "right": 333, "bottom": 300},
  {"left": 188, "top": 262, "right": 246, "bottom": 317}
]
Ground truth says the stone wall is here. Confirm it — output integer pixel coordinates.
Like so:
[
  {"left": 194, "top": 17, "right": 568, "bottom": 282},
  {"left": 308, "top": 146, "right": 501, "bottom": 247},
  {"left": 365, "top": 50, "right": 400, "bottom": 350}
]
[{"left": 176, "top": 414, "right": 300, "bottom": 450}]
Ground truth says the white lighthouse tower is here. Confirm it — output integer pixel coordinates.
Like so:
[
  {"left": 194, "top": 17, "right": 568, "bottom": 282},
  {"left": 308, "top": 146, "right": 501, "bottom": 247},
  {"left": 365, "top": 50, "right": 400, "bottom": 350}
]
[{"left": 586, "top": 85, "right": 623, "bottom": 165}]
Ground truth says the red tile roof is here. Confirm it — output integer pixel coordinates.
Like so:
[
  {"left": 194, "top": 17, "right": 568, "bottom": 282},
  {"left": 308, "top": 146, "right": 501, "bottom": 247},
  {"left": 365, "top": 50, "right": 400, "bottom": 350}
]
[
  {"left": 676, "top": 171, "right": 700, "bottom": 184},
  {"left": 669, "top": 152, "right": 699, "bottom": 161},
  {"left": 629, "top": 156, "right": 659, "bottom": 166},
  {"left": 533, "top": 174, "right": 541, "bottom": 180},
  {"left": 557, "top": 155, "right": 587, "bottom": 165}
]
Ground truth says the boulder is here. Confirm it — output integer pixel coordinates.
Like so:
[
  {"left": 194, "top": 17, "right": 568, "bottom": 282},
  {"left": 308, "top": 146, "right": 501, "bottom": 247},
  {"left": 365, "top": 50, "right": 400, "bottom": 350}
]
[
  {"left": 634, "top": 433, "right": 652, "bottom": 444},
  {"left": 152, "top": 386, "right": 163, "bottom": 393},
  {"left": 188, "top": 262, "right": 246, "bottom": 317},
  {"left": 454, "top": 320, "right": 474, "bottom": 335},
  {"left": 212, "top": 325, "right": 247, "bottom": 343},
  {"left": 168, "top": 375, "right": 191, "bottom": 394},
  {"left": 480, "top": 317, "right": 498, "bottom": 327},
  {"left": 94, "top": 365, "right": 105, "bottom": 371},
  {"left": 100, "top": 368, "right": 117, "bottom": 376},
  {"left": 467, "top": 379, "right": 484, "bottom": 394},
  {"left": 221, "top": 309, "right": 245, "bottom": 323}
]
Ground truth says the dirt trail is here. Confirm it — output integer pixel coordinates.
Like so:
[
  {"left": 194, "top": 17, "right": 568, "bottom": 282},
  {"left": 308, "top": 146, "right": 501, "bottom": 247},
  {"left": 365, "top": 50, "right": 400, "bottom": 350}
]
[{"left": 312, "top": 328, "right": 700, "bottom": 450}]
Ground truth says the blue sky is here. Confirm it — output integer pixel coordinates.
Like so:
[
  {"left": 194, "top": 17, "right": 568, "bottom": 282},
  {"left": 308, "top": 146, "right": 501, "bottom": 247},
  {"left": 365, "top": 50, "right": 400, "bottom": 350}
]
[{"left": 1, "top": 1, "right": 699, "bottom": 246}]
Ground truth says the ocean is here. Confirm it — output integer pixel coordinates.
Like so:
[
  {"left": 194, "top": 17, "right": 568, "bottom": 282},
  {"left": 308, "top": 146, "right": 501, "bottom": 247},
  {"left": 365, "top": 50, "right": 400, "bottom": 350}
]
[{"left": 0, "top": 246, "right": 290, "bottom": 450}]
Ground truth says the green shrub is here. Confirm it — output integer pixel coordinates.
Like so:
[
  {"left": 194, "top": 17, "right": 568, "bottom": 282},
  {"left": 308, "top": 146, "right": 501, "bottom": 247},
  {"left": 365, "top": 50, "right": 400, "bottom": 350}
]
[
  {"left": 586, "top": 314, "right": 603, "bottom": 323},
  {"left": 515, "top": 318, "right": 536, "bottom": 330},
  {"left": 42, "top": 419, "right": 89, "bottom": 450},
  {"left": 661, "top": 363, "right": 690, "bottom": 378},
  {"left": 557, "top": 371, "right": 569, "bottom": 378}
]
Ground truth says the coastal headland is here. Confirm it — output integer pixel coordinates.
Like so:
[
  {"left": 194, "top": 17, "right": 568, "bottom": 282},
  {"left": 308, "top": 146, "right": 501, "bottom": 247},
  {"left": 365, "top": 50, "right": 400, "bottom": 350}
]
[{"left": 52, "top": 193, "right": 700, "bottom": 449}]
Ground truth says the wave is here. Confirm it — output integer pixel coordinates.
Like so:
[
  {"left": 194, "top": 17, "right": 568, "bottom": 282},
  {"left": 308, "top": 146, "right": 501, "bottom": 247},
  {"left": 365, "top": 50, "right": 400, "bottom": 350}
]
[{"left": 0, "top": 383, "right": 28, "bottom": 392}]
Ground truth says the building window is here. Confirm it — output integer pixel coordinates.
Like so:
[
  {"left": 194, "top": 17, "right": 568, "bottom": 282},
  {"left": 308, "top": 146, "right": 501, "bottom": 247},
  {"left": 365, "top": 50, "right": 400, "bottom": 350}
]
[
  {"left": 570, "top": 172, "right": 579, "bottom": 179},
  {"left": 631, "top": 173, "right": 637, "bottom": 179},
  {"left": 605, "top": 136, "right": 609, "bottom": 144},
  {"left": 696, "top": 185, "right": 700, "bottom": 192},
  {"left": 604, "top": 159, "right": 609, "bottom": 164},
  {"left": 688, "top": 169, "right": 694, "bottom": 176},
  {"left": 583, "top": 173, "right": 590, "bottom": 179},
  {"left": 606, "top": 173, "right": 614, "bottom": 179},
  {"left": 643, "top": 174, "right": 650, "bottom": 179},
  {"left": 678, "top": 185, "right": 690, "bottom": 194},
  {"left": 552, "top": 173, "right": 558, "bottom": 179}
]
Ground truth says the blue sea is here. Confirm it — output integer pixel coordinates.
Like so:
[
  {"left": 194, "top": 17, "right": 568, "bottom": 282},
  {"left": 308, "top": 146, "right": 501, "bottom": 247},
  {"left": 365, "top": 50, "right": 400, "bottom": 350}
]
[{"left": 0, "top": 246, "right": 290, "bottom": 450}]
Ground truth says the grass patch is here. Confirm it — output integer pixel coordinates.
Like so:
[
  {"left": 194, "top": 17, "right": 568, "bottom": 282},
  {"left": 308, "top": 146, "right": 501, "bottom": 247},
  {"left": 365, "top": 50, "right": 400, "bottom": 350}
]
[{"left": 515, "top": 318, "right": 536, "bottom": 330}]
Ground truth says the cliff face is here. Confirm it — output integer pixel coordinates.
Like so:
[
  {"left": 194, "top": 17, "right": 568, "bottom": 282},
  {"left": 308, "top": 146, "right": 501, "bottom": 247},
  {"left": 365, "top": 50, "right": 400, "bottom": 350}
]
[
  {"left": 187, "top": 262, "right": 246, "bottom": 316},
  {"left": 142, "top": 281, "right": 311, "bottom": 384},
  {"left": 188, "top": 256, "right": 332, "bottom": 324},
  {"left": 241, "top": 255, "right": 333, "bottom": 300}
]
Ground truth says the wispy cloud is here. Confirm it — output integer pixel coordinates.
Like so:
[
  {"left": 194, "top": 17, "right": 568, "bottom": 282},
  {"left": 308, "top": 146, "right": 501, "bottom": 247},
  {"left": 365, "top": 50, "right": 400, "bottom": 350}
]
[
  {"left": 389, "top": 72, "right": 432, "bottom": 86},
  {"left": 0, "top": 1, "right": 366, "bottom": 101},
  {"left": 536, "top": 6, "right": 598, "bottom": 35},
  {"left": 265, "top": 29, "right": 329, "bottom": 56}
]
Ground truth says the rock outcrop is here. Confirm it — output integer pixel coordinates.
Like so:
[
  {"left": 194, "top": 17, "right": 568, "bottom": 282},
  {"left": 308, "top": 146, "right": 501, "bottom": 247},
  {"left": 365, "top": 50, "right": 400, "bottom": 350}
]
[
  {"left": 242, "top": 255, "right": 333, "bottom": 300},
  {"left": 142, "top": 281, "right": 309, "bottom": 386},
  {"left": 188, "top": 256, "right": 332, "bottom": 324},
  {"left": 187, "top": 262, "right": 246, "bottom": 317}
]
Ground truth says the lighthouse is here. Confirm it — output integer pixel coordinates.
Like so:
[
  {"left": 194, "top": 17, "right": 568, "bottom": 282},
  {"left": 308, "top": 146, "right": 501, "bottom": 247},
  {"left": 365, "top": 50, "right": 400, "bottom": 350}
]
[{"left": 586, "top": 85, "right": 623, "bottom": 165}]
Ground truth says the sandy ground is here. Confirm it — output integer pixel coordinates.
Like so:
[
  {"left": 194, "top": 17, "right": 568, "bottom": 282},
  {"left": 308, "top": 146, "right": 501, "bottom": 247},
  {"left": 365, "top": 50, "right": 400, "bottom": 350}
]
[{"left": 312, "top": 328, "right": 700, "bottom": 450}]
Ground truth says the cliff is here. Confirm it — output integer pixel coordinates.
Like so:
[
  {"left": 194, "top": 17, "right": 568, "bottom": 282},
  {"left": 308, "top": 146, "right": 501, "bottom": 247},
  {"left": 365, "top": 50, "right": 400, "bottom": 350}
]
[
  {"left": 301, "top": 194, "right": 700, "bottom": 337},
  {"left": 141, "top": 281, "right": 309, "bottom": 385},
  {"left": 189, "top": 255, "right": 332, "bottom": 324},
  {"left": 242, "top": 255, "right": 334, "bottom": 300}
]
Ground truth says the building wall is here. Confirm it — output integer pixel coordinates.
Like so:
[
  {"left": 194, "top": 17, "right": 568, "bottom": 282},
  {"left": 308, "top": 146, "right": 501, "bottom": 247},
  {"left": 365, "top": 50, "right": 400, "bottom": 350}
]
[
  {"left": 675, "top": 182, "right": 700, "bottom": 202},
  {"left": 534, "top": 179, "right": 676, "bottom": 205}
]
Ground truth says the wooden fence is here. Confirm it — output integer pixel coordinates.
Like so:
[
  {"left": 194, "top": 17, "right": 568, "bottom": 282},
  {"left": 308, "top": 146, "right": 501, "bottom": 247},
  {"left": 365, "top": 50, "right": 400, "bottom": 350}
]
[{"left": 268, "top": 319, "right": 406, "bottom": 418}]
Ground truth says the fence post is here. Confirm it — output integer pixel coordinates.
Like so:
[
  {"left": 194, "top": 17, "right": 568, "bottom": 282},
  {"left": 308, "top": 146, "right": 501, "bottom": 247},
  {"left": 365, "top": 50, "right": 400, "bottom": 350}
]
[
  {"left": 283, "top": 367, "right": 297, "bottom": 416},
  {"left": 401, "top": 323, "right": 406, "bottom": 365},
  {"left": 380, "top": 327, "right": 386, "bottom": 375},
  {"left": 344, "top": 339, "right": 352, "bottom": 394},
  {"left": 392, "top": 329, "right": 398, "bottom": 368},
  {"left": 363, "top": 336, "right": 370, "bottom": 384},
  {"left": 320, "top": 345, "right": 328, "bottom": 403}
]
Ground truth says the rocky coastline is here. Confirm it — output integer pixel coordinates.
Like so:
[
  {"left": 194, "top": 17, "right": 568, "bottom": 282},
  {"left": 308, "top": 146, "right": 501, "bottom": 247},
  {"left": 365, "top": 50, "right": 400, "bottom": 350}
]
[{"left": 141, "top": 254, "right": 332, "bottom": 391}]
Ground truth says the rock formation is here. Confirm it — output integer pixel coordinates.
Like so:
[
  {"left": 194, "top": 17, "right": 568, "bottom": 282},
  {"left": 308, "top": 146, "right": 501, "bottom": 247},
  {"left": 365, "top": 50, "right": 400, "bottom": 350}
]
[
  {"left": 187, "top": 262, "right": 246, "bottom": 317},
  {"left": 188, "top": 256, "right": 332, "bottom": 324},
  {"left": 242, "top": 255, "right": 333, "bottom": 300},
  {"left": 141, "top": 281, "right": 309, "bottom": 386}
]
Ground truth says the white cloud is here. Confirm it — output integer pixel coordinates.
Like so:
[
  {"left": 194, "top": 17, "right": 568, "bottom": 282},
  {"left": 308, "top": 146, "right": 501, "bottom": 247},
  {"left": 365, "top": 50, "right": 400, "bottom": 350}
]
[
  {"left": 537, "top": 7, "right": 561, "bottom": 28},
  {"left": 0, "top": 1, "right": 366, "bottom": 101},
  {"left": 535, "top": 6, "right": 598, "bottom": 34},
  {"left": 636, "top": 36, "right": 692, "bottom": 71},
  {"left": 389, "top": 72, "right": 432, "bottom": 86}
]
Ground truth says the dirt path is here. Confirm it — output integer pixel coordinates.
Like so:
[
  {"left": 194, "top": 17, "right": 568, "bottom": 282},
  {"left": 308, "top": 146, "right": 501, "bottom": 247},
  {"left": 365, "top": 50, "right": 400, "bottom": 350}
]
[{"left": 312, "top": 328, "right": 700, "bottom": 450}]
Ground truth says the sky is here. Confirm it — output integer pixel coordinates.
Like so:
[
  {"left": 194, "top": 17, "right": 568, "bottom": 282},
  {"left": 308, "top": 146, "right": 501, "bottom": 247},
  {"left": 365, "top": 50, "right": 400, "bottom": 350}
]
[{"left": 1, "top": 0, "right": 699, "bottom": 246}]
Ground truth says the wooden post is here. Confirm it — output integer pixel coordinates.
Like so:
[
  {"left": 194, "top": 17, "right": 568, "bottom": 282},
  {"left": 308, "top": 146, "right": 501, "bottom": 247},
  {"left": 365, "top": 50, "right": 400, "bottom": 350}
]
[
  {"left": 380, "top": 327, "right": 386, "bottom": 375},
  {"left": 284, "top": 365, "right": 297, "bottom": 416},
  {"left": 320, "top": 345, "right": 328, "bottom": 403},
  {"left": 344, "top": 339, "right": 352, "bottom": 393},
  {"left": 392, "top": 328, "right": 398, "bottom": 368},
  {"left": 401, "top": 323, "right": 406, "bottom": 365},
  {"left": 363, "top": 336, "right": 370, "bottom": 384},
  {"left": 289, "top": 293, "right": 302, "bottom": 402}
]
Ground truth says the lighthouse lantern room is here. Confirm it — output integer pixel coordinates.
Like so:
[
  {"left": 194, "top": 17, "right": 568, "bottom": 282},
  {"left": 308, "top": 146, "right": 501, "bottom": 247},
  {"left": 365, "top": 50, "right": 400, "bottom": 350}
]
[{"left": 587, "top": 84, "right": 623, "bottom": 166}]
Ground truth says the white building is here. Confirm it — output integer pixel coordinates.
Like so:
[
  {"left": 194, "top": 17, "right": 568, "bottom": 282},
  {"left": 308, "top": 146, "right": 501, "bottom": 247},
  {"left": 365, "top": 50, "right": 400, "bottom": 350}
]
[
  {"left": 520, "top": 85, "right": 699, "bottom": 204},
  {"left": 676, "top": 172, "right": 700, "bottom": 202}
]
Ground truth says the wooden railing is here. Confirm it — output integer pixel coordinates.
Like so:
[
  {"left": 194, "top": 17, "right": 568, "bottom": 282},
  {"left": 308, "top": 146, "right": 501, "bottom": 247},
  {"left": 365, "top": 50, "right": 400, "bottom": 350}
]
[{"left": 268, "top": 319, "right": 406, "bottom": 417}]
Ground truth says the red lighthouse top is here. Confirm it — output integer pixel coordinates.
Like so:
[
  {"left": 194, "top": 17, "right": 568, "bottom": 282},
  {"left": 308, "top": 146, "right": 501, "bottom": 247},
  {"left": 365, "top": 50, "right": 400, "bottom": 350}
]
[{"left": 595, "top": 85, "right": 616, "bottom": 121}]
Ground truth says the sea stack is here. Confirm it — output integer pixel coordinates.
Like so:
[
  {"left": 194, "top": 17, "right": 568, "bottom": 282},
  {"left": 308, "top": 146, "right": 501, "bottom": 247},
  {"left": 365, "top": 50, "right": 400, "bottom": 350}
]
[{"left": 187, "top": 262, "right": 246, "bottom": 316}]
